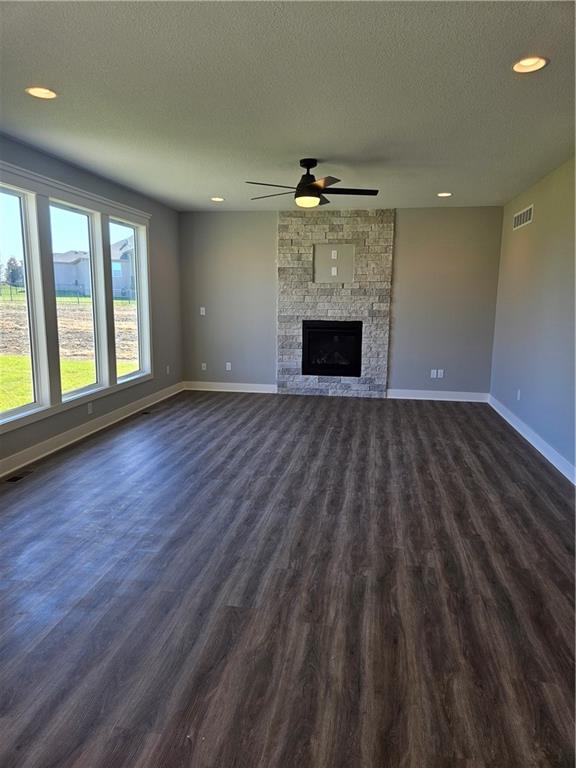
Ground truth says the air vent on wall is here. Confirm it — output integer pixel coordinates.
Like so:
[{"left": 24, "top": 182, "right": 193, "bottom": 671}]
[{"left": 513, "top": 204, "right": 534, "bottom": 230}]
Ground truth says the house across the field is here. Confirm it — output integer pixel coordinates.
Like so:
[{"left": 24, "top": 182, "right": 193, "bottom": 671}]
[{"left": 53, "top": 237, "right": 135, "bottom": 297}]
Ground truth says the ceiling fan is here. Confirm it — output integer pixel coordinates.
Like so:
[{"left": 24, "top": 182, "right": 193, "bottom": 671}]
[{"left": 246, "top": 158, "right": 379, "bottom": 208}]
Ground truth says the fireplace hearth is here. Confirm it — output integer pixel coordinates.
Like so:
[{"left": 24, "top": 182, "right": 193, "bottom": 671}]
[{"left": 302, "top": 320, "right": 362, "bottom": 377}]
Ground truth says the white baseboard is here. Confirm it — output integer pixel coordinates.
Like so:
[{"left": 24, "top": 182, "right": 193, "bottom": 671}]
[
  {"left": 387, "top": 389, "right": 489, "bottom": 402},
  {"left": 0, "top": 382, "right": 184, "bottom": 480},
  {"left": 488, "top": 396, "right": 575, "bottom": 484},
  {"left": 183, "top": 380, "right": 278, "bottom": 394}
]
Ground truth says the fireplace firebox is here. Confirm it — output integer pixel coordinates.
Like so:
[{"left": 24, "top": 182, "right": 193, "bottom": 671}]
[{"left": 302, "top": 320, "right": 362, "bottom": 377}]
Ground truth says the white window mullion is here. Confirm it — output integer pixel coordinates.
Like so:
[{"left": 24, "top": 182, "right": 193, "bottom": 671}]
[
  {"left": 137, "top": 224, "right": 152, "bottom": 375},
  {"left": 96, "top": 213, "right": 117, "bottom": 387},
  {"left": 22, "top": 192, "right": 50, "bottom": 408},
  {"left": 35, "top": 194, "right": 62, "bottom": 407}
]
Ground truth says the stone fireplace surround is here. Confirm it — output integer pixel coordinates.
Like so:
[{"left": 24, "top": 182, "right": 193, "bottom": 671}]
[{"left": 277, "top": 208, "right": 395, "bottom": 398}]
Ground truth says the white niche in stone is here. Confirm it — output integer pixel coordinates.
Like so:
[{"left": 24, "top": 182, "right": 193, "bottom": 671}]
[{"left": 314, "top": 244, "right": 355, "bottom": 283}]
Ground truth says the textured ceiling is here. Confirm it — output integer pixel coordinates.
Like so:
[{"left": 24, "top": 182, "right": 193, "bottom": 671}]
[{"left": 0, "top": 1, "right": 573, "bottom": 211}]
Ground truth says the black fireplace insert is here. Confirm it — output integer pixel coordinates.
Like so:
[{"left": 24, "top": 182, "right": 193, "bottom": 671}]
[{"left": 302, "top": 320, "right": 362, "bottom": 377}]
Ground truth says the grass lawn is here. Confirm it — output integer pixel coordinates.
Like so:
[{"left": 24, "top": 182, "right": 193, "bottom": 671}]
[
  {"left": 1, "top": 284, "right": 140, "bottom": 413},
  {"left": 1, "top": 285, "right": 134, "bottom": 306},
  {"left": 0, "top": 355, "right": 138, "bottom": 413},
  {"left": 0, "top": 284, "right": 29, "bottom": 301}
]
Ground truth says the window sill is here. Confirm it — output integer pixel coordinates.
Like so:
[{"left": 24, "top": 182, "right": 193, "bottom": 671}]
[{"left": 0, "top": 372, "right": 153, "bottom": 435}]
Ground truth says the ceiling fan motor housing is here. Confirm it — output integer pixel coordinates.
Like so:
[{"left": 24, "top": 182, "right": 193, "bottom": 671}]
[
  {"left": 297, "top": 171, "right": 317, "bottom": 189},
  {"left": 297, "top": 159, "right": 319, "bottom": 197}
]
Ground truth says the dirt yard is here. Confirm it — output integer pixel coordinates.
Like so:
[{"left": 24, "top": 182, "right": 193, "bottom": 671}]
[{"left": 0, "top": 295, "right": 139, "bottom": 362}]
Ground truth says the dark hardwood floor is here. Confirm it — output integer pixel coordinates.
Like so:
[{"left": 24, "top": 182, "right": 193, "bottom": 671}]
[{"left": 0, "top": 392, "right": 573, "bottom": 768}]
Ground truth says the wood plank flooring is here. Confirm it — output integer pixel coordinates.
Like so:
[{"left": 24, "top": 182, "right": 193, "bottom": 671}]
[{"left": 0, "top": 392, "right": 573, "bottom": 768}]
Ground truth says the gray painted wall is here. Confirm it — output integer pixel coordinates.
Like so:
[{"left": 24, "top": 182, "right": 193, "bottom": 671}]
[
  {"left": 0, "top": 134, "right": 182, "bottom": 459},
  {"left": 388, "top": 207, "right": 503, "bottom": 392},
  {"left": 179, "top": 212, "right": 278, "bottom": 385},
  {"left": 491, "top": 158, "right": 575, "bottom": 465},
  {"left": 180, "top": 207, "right": 504, "bottom": 395}
]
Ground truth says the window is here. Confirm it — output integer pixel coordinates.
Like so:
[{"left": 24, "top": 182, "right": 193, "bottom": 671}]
[
  {"left": 0, "top": 190, "right": 35, "bottom": 415},
  {"left": 0, "top": 166, "right": 151, "bottom": 430},
  {"left": 109, "top": 220, "right": 141, "bottom": 379},
  {"left": 50, "top": 203, "right": 98, "bottom": 396}
]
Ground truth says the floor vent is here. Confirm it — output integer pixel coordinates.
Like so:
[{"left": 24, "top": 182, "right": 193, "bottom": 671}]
[
  {"left": 4, "top": 471, "right": 32, "bottom": 483},
  {"left": 513, "top": 204, "right": 534, "bottom": 230}
]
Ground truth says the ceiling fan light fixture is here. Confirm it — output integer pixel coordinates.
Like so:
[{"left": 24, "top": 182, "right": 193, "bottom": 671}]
[{"left": 295, "top": 193, "right": 320, "bottom": 208}]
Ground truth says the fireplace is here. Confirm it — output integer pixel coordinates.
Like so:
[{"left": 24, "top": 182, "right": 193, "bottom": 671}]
[{"left": 302, "top": 320, "right": 363, "bottom": 377}]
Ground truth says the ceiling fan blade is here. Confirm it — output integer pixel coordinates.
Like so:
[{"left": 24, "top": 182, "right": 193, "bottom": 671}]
[
  {"left": 250, "top": 191, "right": 294, "bottom": 200},
  {"left": 310, "top": 176, "right": 341, "bottom": 190},
  {"left": 246, "top": 181, "right": 296, "bottom": 189},
  {"left": 325, "top": 187, "right": 379, "bottom": 196},
  {"left": 319, "top": 194, "right": 330, "bottom": 206}
]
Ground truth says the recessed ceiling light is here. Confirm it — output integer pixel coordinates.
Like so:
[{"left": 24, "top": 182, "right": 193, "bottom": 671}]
[
  {"left": 25, "top": 86, "right": 58, "bottom": 100},
  {"left": 210, "top": 196, "right": 224, "bottom": 202},
  {"left": 512, "top": 57, "right": 549, "bottom": 74},
  {"left": 437, "top": 192, "right": 452, "bottom": 198}
]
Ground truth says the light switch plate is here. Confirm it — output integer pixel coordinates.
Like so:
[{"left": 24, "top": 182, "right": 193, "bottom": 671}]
[{"left": 200, "top": 306, "right": 206, "bottom": 316}]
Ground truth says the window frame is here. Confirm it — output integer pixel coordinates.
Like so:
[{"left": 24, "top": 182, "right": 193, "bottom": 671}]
[
  {"left": 0, "top": 162, "right": 153, "bottom": 433},
  {"left": 0, "top": 183, "right": 49, "bottom": 422},
  {"left": 108, "top": 216, "right": 152, "bottom": 384},
  {"left": 49, "top": 199, "right": 102, "bottom": 400}
]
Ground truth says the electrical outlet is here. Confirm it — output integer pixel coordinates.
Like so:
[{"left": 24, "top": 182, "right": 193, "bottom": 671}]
[
  {"left": 437, "top": 368, "right": 444, "bottom": 379},
  {"left": 200, "top": 306, "right": 206, "bottom": 316},
  {"left": 517, "top": 389, "right": 521, "bottom": 401},
  {"left": 331, "top": 249, "right": 338, "bottom": 260},
  {"left": 87, "top": 402, "right": 93, "bottom": 415},
  {"left": 201, "top": 362, "right": 207, "bottom": 371},
  {"left": 166, "top": 364, "right": 170, "bottom": 375},
  {"left": 430, "top": 369, "right": 437, "bottom": 379},
  {"left": 225, "top": 362, "right": 232, "bottom": 371}
]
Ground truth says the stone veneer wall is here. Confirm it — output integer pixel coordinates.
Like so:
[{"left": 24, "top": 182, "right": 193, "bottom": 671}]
[{"left": 277, "top": 209, "right": 395, "bottom": 397}]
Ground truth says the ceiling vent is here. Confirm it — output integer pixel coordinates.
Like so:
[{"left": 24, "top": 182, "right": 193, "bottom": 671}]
[{"left": 513, "top": 204, "right": 534, "bottom": 230}]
